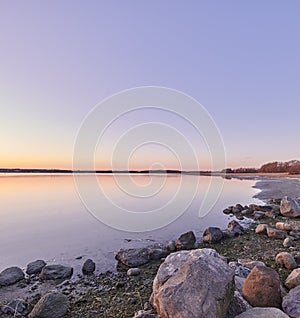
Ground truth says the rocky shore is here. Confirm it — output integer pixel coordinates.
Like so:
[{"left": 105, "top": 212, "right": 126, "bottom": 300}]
[{"left": 1, "top": 193, "right": 300, "bottom": 317}]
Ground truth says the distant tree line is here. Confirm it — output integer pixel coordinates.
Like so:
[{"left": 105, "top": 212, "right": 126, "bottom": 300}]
[
  {"left": 222, "top": 160, "right": 300, "bottom": 175},
  {"left": 221, "top": 168, "right": 257, "bottom": 174},
  {"left": 258, "top": 161, "right": 300, "bottom": 174}
]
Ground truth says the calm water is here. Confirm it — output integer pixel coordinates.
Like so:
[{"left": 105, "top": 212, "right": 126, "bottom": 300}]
[{"left": 0, "top": 174, "right": 262, "bottom": 273}]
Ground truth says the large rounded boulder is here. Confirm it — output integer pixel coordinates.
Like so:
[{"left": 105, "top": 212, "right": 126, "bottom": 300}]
[
  {"left": 242, "top": 266, "right": 282, "bottom": 308},
  {"left": 151, "top": 248, "right": 234, "bottom": 318}
]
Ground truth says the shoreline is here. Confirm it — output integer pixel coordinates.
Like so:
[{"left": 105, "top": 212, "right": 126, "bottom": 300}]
[
  {"left": 253, "top": 177, "right": 300, "bottom": 201},
  {"left": 0, "top": 176, "right": 299, "bottom": 317}
]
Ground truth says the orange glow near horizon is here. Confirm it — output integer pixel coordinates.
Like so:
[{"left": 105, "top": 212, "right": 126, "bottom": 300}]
[{"left": 0, "top": 156, "right": 72, "bottom": 170}]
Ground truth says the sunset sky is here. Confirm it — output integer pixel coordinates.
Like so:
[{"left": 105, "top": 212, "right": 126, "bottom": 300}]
[{"left": 1, "top": 1, "right": 299, "bottom": 170}]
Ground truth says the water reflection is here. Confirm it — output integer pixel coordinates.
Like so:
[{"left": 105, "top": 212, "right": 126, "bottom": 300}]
[{"left": 0, "top": 174, "right": 261, "bottom": 272}]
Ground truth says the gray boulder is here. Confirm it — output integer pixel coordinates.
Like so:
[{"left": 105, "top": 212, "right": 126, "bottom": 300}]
[
  {"left": 282, "top": 285, "right": 300, "bottom": 318},
  {"left": 175, "top": 231, "right": 196, "bottom": 250},
  {"left": 235, "top": 307, "right": 289, "bottom": 317},
  {"left": 26, "top": 260, "right": 46, "bottom": 275},
  {"left": 40, "top": 265, "right": 73, "bottom": 280},
  {"left": 280, "top": 196, "right": 300, "bottom": 218},
  {"left": 115, "top": 248, "right": 150, "bottom": 267},
  {"left": 0, "top": 267, "right": 24, "bottom": 286},
  {"left": 151, "top": 248, "right": 234, "bottom": 318},
  {"left": 203, "top": 227, "right": 223, "bottom": 243},
  {"left": 82, "top": 259, "right": 95, "bottom": 275},
  {"left": 29, "top": 291, "right": 69, "bottom": 318}
]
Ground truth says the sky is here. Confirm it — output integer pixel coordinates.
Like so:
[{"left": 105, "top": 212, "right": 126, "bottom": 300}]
[{"left": 0, "top": 1, "right": 299, "bottom": 170}]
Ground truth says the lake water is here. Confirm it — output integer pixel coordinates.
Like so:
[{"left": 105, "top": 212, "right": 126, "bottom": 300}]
[{"left": 0, "top": 174, "right": 262, "bottom": 273}]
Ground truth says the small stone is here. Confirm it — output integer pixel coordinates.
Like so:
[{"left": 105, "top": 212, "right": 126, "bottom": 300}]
[
  {"left": 283, "top": 237, "right": 294, "bottom": 248},
  {"left": 255, "top": 224, "right": 268, "bottom": 234},
  {"left": 165, "top": 240, "right": 176, "bottom": 252},
  {"left": 82, "top": 259, "right": 95, "bottom": 275},
  {"left": 223, "top": 208, "right": 232, "bottom": 214},
  {"left": 285, "top": 268, "right": 300, "bottom": 289},
  {"left": 202, "top": 227, "right": 223, "bottom": 243},
  {"left": 175, "top": 231, "right": 196, "bottom": 250},
  {"left": 249, "top": 204, "right": 258, "bottom": 210},
  {"left": 241, "top": 209, "right": 253, "bottom": 216},
  {"left": 275, "top": 252, "right": 297, "bottom": 270},
  {"left": 115, "top": 248, "right": 150, "bottom": 267},
  {"left": 253, "top": 211, "right": 265, "bottom": 220},
  {"left": 127, "top": 268, "right": 141, "bottom": 276},
  {"left": 232, "top": 207, "right": 242, "bottom": 214},
  {"left": 26, "top": 260, "right": 47, "bottom": 275},
  {"left": 267, "top": 227, "right": 286, "bottom": 239},
  {"left": 40, "top": 265, "right": 73, "bottom": 280},
  {"left": 233, "top": 204, "right": 242, "bottom": 210},
  {"left": 265, "top": 211, "right": 278, "bottom": 218},
  {"left": 238, "top": 259, "right": 266, "bottom": 269},
  {"left": 0, "top": 267, "right": 24, "bottom": 286},
  {"left": 28, "top": 291, "right": 69, "bottom": 318},
  {"left": 229, "top": 262, "right": 251, "bottom": 278},
  {"left": 276, "top": 222, "right": 292, "bottom": 231},
  {"left": 228, "top": 220, "right": 244, "bottom": 235}
]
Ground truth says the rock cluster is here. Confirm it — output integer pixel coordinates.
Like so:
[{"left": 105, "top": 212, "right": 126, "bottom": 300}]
[
  {"left": 1, "top": 195, "right": 299, "bottom": 318},
  {"left": 0, "top": 257, "right": 96, "bottom": 317}
]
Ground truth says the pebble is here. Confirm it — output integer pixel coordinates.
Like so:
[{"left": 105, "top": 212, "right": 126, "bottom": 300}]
[
  {"left": 283, "top": 237, "right": 294, "bottom": 248},
  {"left": 127, "top": 268, "right": 141, "bottom": 276}
]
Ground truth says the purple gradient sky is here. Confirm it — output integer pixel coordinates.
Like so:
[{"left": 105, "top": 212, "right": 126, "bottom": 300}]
[{"left": 1, "top": 1, "right": 299, "bottom": 170}]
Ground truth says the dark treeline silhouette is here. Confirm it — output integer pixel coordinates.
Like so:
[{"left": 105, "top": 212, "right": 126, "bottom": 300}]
[{"left": 258, "top": 160, "right": 300, "bottom": 174}]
